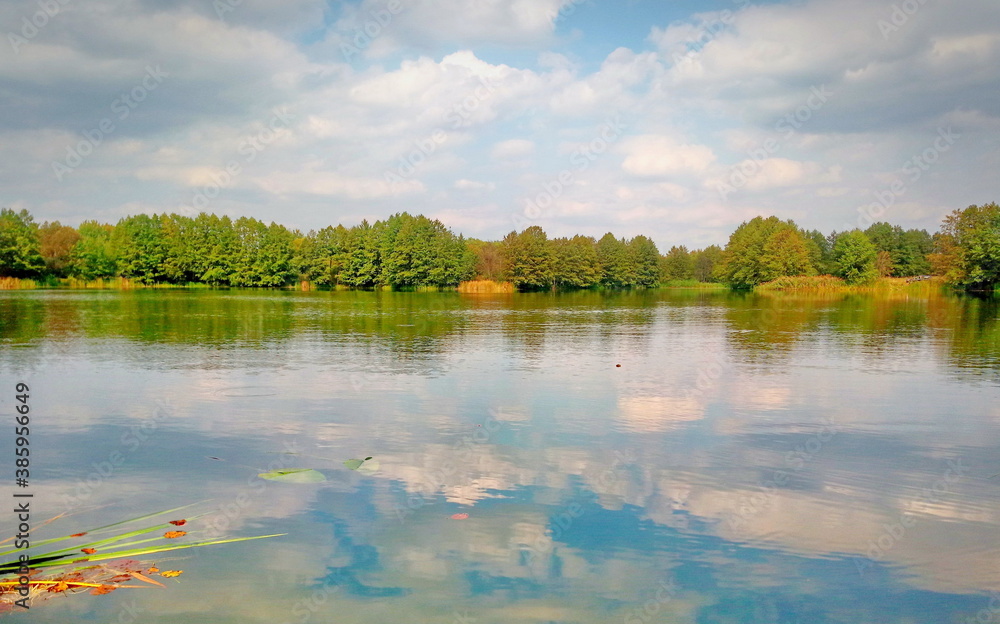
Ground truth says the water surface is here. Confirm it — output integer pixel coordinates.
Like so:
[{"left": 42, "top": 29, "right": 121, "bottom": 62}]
[{"left": 2, "top": 289, "right": 999, "bottom": 623}]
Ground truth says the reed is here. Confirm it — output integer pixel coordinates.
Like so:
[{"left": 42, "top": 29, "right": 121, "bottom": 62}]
[
  {"left": 659, "top": 280, "right": 726, "bottom": 289},
  {"left": 457, "top": 280, "right": 515, "bottom": 293},
  {"left": 0, "top": 277, "right": 37, "bottom": 290},
  {"left": 755, "top": 275, "right": 945, "bottom": 293},
  {"left": 0, "top": 505, "right": 282, "bottom": 611}
]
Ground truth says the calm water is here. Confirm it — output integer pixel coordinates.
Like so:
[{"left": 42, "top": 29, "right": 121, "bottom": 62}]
[{"left": 2, "top": 289, "right": 1000, "bottom": 623}]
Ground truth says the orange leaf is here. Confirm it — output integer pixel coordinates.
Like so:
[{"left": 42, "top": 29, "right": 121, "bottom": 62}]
[
  {"left": 168, "top": 519, "right": 187, "bottom": 526},
  {"left": 147, "top": 566, "right": 159, "bottom": 574},
  {"left": 130, "top": 571, "right": 165, "bottom": 588},
  {"left": 90, "top": 585, "right": 117, "bottom": 595},
  {"left": 49, "top": 582, "right": 70, "bottom": 593},
  {"left": 160, "top": 570, "right": 183, "bottom": 578},
  {"left": 81, "top": 548, "right": 97, "bottom": 554},
  {"left": 163, "top": 531, "right": 187, "bottom": 539},
  {"left": 70, "top": 532, "right": 87, "bottom": 537}
]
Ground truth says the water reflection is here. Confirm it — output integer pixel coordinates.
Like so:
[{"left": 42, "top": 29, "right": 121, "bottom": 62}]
[{"left": 2, "top": 288, "right": 999, "bottom": 623}]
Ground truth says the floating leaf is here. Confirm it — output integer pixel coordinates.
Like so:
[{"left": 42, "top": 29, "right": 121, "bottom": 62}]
[
  {"left": 258, "top": 468, "right": 327, "bottom": 483},
  {"left": 90, "top": 585, "right": 117, "bottom": 595},
  {"left": 70, "top": 532, "right": 87, "bottom": 538},
  {"left": 169, "top": 520, "right": 187, "bottom": 526},
  {"left": 450, "top": 513, "right": 469, "bottom": 520},
  {"left": 163, "top": 531, "right": 187, "bottom": 539},
  {"left": 160, "top": 570, "right": 183, "bottom": 578},
  {"left": 130, "top": 571, "right": 165, "bottom": 587},
  {"left": 344, "top": 457, "right": 379, "bottom": 474},
  {"left": 81, "top": 548, "right": 97, "bottom": 554},
  {"left": 147, "top": 566, "right": 159, "bottom": 574}
]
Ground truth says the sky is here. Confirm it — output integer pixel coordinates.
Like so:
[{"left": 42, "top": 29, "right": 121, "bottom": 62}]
[{"left": 1, "top": 0, "right": 998, "bottom": 250}]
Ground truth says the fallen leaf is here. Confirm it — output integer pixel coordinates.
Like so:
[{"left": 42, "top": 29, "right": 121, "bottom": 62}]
[
  {"left": 169, "top": 519, "right": 187, "bottom": 526},
  {"left": 147, "top": 566, "right": 159, "bottom": 574},
  {"left": 130, "top": 571, "right": 166, "bottom": 588},
  {"left": 70, "top": 532, "right": 87, "bottom": 537},
  {"left": 451, "top": 513, "right": 469, "bottom": 520},
  {"left": 163, "top": 531, "right": 187, "bottom": 539},
  {"left": 81, "top": 548, "right": 97, "bottom": 554},
  {"left": 160, "top": 570, "right": 183, "bottom": 578},
  {"left": 48, "top": 581, "right": 70, "bottom": 593},
  {"left": 90, "top": 585, "right": 117, "bottom": 595}
]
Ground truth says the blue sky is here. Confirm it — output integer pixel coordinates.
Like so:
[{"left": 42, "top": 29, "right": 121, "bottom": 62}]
[{"left": 1, "top": 0, "right": 997, "bottom": 249}]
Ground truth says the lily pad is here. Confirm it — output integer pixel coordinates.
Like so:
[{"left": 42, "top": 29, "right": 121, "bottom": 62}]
[
  {"left": 344, "top": 457, "right": 379, "bottom": 474},
  {"left": 258, "top": 468, "right": 327, "bottom": 483}
]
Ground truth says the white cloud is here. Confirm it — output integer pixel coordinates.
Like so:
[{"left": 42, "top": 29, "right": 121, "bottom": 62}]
[
  {"left": 620, "top": 135, "right": 716, "bottom": 177},
  {"left": 491, "top": 138, "right": 535, "bottom": 160},
  {"left": 454, "top": 179, "right": 496, "bottom": 191}
]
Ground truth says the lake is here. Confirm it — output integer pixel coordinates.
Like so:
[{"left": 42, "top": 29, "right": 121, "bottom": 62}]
[{"left": 2, "top": 288, "right": 999, "bottom": 623}]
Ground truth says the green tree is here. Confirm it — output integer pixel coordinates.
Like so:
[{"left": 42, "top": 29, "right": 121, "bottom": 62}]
[
  {"left": 377, "top": 213, "right": 472, "bottom": 288},
  {"left": 551, "top": 235, "right": 600, "bottom": 289},
  {"left": 934, "top": 202, "right": 1000, "bottom": 290},
  {"left": 0, "top": 208, "right": 44, "bottom": 278},
  {"left": 717, "top": 216, "right": 815, "bottom": 288},
  {"left": 596, "top": 233, "right": 635, "bottom": 288},
  {"left": 832, "top": 230, "right": 879, "bottom": 285},
  {"left": 660, "top": 245, "right": 694, "bottom": 282},
  {"left": 501, "top": 226, "right": 553, "bottom": 291},
  {"left": 863, "top": 222, "right": 933, "bottom": 277},
  {"left": 896, "top": 228, "right": 933, "bottom": 276},
  {"left": 113, "top": 214, "right": 167, "bottom": 284},
  {"left": 804, "top": 229, "right": 834, "bottom": 275},
  {"left": 228, "top": 217, "right": 295, "bottom": 287},
  {"left": 340, "top": 220, "right": 382, "bottom": 288},
  {"left": 70, "top": 221, "right": 118, "bottom": 280},
  {"left": 629, "top": 235, "right": 661, "bottom": 287},
  {"left": 188, "top": 213, "right": 236, "bottom": 285},
  {"left": 692, "top": 245, "right": 723, "bottom": 282},
  {"left": 159, "top": 214, "right": 196, "bottom": 283}
]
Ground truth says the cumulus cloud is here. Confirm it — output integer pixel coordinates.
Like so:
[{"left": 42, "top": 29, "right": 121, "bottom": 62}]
[
  {"left": 491, "top": 138, "right": 535, "bottom": 160},
  {"left": 620, "top": 135, "right": 716, "bottom": 177},
  {"left": 0, "top": 0, "right": 997, "bottom": 245}
]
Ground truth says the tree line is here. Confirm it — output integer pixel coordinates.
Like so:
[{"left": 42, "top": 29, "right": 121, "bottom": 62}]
[{"left": 1, "top": 203, "right": 997, "bottom": 291}]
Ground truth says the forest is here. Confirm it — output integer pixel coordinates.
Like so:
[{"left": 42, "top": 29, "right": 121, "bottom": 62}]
[{"left": 0, "top": 203, "right": 997, "bottom": 291}]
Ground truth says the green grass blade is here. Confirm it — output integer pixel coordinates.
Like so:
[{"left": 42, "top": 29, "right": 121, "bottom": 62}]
[{"left": 27, "top": 534, "right": 286, "bottom": 570}]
